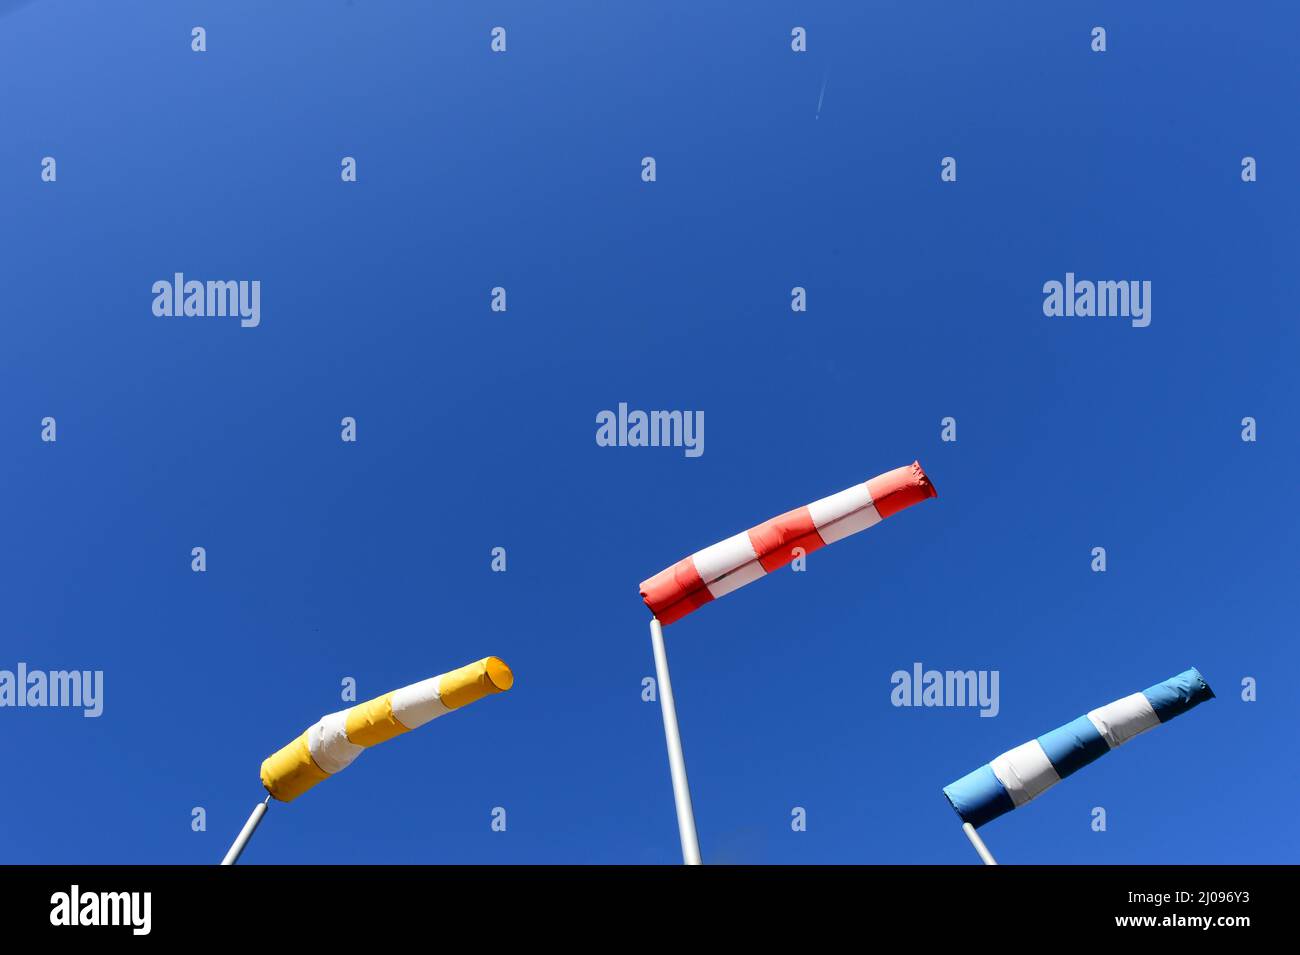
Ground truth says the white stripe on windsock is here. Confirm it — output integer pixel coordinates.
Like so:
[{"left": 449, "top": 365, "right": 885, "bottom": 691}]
[
  {"left": 390, "top": 675, "right": 451, "bottom": 730},
  {"left": 308, "top": 710, "right": 363, "bottom": 774},
  {"left": 1087, "top": 692, "right": 1160, "bottom": 749},
  {"left": 806, "top": 483, "right": 882, "bottom": 544},
  {"left": 990, "top": 740, "right": 1061, "bottom": 808},
  {"left": 695, "top": 532, "right": 765, "bottom": 599},
  {"left": 302, "top": 677, "right": 453, "bottom": 777}
]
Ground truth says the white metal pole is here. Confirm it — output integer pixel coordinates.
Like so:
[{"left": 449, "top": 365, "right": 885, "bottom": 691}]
[
  {"left": 221, "top": 796, "right": 270, "bottom": 865},
  {"left": 962, "top": 822, "right": 998, "bottom": 865},
  {"left": 649, "top": 617, "right": 702, "bottom": 865}
]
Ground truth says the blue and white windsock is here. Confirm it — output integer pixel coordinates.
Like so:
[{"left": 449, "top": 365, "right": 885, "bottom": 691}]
[{"left": 943, "top": 668, "right": 1213, "bottom": 828}]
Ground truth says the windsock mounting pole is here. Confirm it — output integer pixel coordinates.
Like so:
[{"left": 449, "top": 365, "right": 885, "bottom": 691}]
[
  {"left": 221, "top": 796, "right": 271, "bottom": 865},
  {"left": 649, "top": 617, "right": 702, "bottom": 865},
  {"left": 962, "top": 822, "right": 998, "bottom": 865}
]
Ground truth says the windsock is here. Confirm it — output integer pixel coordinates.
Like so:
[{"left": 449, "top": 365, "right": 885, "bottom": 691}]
[
  {"left": 260, "top": 657, "right": 513, "bottom": 803},
  {"left": 943, "top": 668, "right": 1213, "bottom": 828},
  {"left": 640, "top": 462, "right": 937, "bottom": 625}
]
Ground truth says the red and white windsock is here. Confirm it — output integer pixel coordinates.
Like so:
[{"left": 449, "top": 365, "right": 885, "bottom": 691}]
[{"left": 640, "top": 462, "right": 937, "bottom": 625}]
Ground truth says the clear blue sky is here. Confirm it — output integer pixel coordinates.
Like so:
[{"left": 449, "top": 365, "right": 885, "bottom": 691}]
[{"left": 1, "top": 1, "right": 1296, "bottom": 864}]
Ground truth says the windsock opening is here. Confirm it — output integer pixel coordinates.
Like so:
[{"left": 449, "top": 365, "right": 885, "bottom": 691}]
[
  {"left": 943, "top": 765, "right": 1015, "bottom": 829},
  {"left": 440, "top": 656, "right": 514, "bottom": 708},
  {"left": 485, "top": 656, "right": 514, "bottom": 691},
  {"left": 260, "top": 731, "right": 330, "bottom": 803}
]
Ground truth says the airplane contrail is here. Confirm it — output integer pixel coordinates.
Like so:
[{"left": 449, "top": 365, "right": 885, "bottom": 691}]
[{"left": 816, "top": 71, "right": 828, "bottom": 118}]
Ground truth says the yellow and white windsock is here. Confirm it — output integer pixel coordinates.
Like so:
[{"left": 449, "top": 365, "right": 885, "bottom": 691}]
[{"left": 260, "top": 656, "right": 513, "bottom": 802}]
